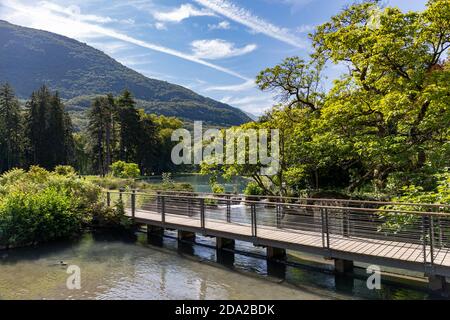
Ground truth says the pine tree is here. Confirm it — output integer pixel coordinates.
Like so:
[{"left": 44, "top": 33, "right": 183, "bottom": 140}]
[
  {"left": 25, "top": 86, "right": 74, "bottom": 169},
  {"left": 0, "top": 83, "right": 23, "bottom": 172},
  {"left": 137, "top": 111, "right": 158, "bottom": 175},
  {"left": 116, "top": 90, "right": 141, "bottom": 163}
]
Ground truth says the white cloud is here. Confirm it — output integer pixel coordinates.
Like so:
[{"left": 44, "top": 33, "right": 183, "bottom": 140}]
[
  {"left": 88, "top": 41, "right": 130, "bottom": 55},
  {"left": 221, "top": 94, "right": 274, "bottom": 115},
  {"left": 296, "top": 24, "right": 315, "bottom": 34},
  {"left": 153, "top": 3, "right": 215, "bottom": 23},
  {"left": 38, "top": 1, "right": 134, "bottom": 25},
  {"left": 154, "top": 22, "right": 167, "bottom": 30},
  {"left": 0, "top": 0, "right": 250, "bottom": 81},
  {"left": 194, "top": 0, "right": 307, "bottom": 48},
  {"left": 191, "top": 39, "right": 256, "bottom": 60},
  {"left": 205, "top": 79, "right": 256, "bottom": 92},
  {"left": 208, "top": 20, "right": 230, "bottom": 30}
]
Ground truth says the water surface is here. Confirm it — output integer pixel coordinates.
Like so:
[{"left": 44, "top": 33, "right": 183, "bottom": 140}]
[{"left": 0, "top": 231, "right": 434, "bottom": 300}]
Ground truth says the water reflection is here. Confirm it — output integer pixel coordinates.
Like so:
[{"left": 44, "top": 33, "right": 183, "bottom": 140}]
[{"left": 0, "top": 231, "right": 438, "bottom": 300}]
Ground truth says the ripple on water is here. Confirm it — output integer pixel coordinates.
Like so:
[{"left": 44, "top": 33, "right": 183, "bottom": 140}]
[{"left": 0, "top": 232, "right": 432, "bottom": 300}]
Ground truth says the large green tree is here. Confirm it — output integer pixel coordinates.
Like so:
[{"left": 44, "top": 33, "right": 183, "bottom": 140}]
[
  {"left": 0, "top": 83, "right": 23, "bottom": 172},
  {"left": 201, "top": 0, "right": 450, "bottom": 197},
  {"left": 25, "top": 86, "right": 74, "bottom": 170}
]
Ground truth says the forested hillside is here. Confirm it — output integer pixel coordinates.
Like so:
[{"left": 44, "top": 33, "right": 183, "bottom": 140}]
[{"left": 0, "top": 20, "right": 251, "bottom": 126}]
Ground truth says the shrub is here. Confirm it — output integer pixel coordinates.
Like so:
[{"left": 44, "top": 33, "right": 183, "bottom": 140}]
[
  {"left": 54, "top": 165, "right": 77, "bottom": 176},
  {"left": 110, "top": 161, "right": 140, "bottom": 179},
  {"left": 211, "top": 183, "right": 225, "bottom": 194},
  {"left": 244, "top": 182, "right": 264, "bottom": 196},
  {"left": 379, "top": 172, "right": 450, "bottom": 233},
  {"left": 0, "top": 166, "right": 108, "bottom": 248}
]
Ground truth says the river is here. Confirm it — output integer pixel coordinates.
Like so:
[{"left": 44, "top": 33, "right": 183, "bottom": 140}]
[{"left": 0, "top": 231, "right": 435, "bottom": 300}]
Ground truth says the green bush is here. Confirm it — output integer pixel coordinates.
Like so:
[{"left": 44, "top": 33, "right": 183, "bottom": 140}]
[
  {"left": 380, "top": 172, "right": 450, "bottom": 233},
  {"left": 211, "top": 183, "right": 225, "bottom": 194},
  {"left": 110, "top": 161, "right": 140, "bottom": 179},
  {"left": 244, "top": 182, "right": 264, "bottom": 196},
  {"left": 54, "top": 165, "right": 77, "bottom": 176},
  {"left": 0, "top": 166, "right": 108, "bottom": 248}
]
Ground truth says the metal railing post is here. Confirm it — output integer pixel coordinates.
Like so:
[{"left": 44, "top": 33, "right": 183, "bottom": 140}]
[
  {"left": 343, "top": 209, "right": 349, "bottom": 237},
  {"left": 200, "top": 198, "right": 205, "bottom": 230},
  {"left": 321, "top": 207, "right": 326, "bottom": 248},
  {"left": 251, "top": 203, "right": 257, "bottom": 237},
  {"left": 422, "top": 215, "right": 428, "bottom": 265},
  {"left": 106, "top": 191, "right": 111, "bottom": 207},
  {"left": 429, "top": 215, "right": 435, "bottom": 268},
  {"left": 226, "top": 195, "right": 231, "bottom": 223},
  {"left": 188, "top": 198, "right": 193, "bottom": 217},
  {"left": 161, "top": 195, "right": 166, "bottom": 225},
  {"left": 276, "top": 203, "right": 282, "bottom": 229},
  {"left": 325, "top": 207, "right": 330, "bottom": 250},
  {"left": 131, "top": 190, "right": 136, "bottom": 219}
]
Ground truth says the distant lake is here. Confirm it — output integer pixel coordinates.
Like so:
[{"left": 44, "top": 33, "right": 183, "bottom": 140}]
[{"left": 145, "top": 174, "right": 250, "bottom": 193}]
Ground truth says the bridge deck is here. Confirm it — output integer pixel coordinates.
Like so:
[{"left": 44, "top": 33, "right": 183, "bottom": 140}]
[{"left": 127, "top": 208, "right": 450, "bottom": 276}]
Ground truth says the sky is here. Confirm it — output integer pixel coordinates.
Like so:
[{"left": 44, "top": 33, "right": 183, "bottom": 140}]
[{"left": 0, "top": 0, "right": 428, "bottom": 115}]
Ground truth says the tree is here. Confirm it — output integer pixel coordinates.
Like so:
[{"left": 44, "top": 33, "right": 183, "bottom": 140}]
[
  {"left": 311, "top": 0, "right": 450, "bottom": 190},
  {"left": 117, "top": 90, "right": 141, "bottom": 163},
  {"left": 87, "top": 96, "right": 115, "bottom": 176},
  {"left": 0, "top": 83, "right": 23, "bottom": 172},
  {"left": 201, "top": 0, "right": 450, "bottom": 197},
  {"left": 25, "top": 86, "right": 74, "bottom": 170},
  {"left": 137, "top": 110, "right": 158, "bottom": 175}
]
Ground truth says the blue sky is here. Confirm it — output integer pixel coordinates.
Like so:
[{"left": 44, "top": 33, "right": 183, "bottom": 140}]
[{"left": 0, "top": 0, "right": 428, "bottom": 115}]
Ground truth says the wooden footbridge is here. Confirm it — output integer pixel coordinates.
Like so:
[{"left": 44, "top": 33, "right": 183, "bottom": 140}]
[{"left": 105, "top": 190, "right": 450, "bottom": 291}]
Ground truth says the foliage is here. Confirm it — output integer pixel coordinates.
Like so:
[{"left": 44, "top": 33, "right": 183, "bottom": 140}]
[
  {"left": 110, "top": 161, "right": 140, "bottom": 179},
  {"left": 92, "top": 199, "right": 133, "bottom": 230},
  {"left": 0, "top": 166, "right": 106, "bottom": 248},
  {"left": 244, "top": 182, "right": 264, "bottom": 196},
  {"left": 211, "top": 183, "right": 225, "bottom": 194},
  {"left": 201, "top": 0, "right": 450, "bottom": 201},
  {"left": 380, "top": 171, "right": 450, "bottom": 233},
  {"left": 0, "top": 83, "right": 23, "bottom": 172},
  {"left": 25, "top": 86, "right": 75, "bottom": 170},
  {"left": 54, "top": 165, "right": 77, "bottom": 176}
]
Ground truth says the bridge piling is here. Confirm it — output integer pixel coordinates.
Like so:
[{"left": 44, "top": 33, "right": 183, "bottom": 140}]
[
  {"left": 147, "top": 225, "right": 164, "bottom": 236},
  {"left": 267, "top": 247, "right": 286, "bottom": 260},
  {"left": 216, "top": 237, "right": 235, "bottom": 249},
  {"left": 334, "top": 259, "right": 354, "bottom": 273},
  {"left": 178, "top": 230, "right": 196, "bottom": 241},
  {"left": 428, "top": 275, "right": 449, "bottom": 293}
]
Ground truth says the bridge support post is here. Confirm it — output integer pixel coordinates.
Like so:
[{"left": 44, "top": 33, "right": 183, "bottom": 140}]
[
  {"left": 266, "top": 247, "right": 286, "bottom": 260},
  {"left": 428, "top": 275, "right": 448, "bottom": 293},
  {"left": 216, "top": 249, "right": 235, "bottom": 267},
  {"left": 147, "top": 225, "right": 164, "bottom": 237},
  {"left": 216, "top": 237, "right": 235, "bottom": 249},
  {"left": 178, "top": 230, "right": 196, "bottom": 241},
  {"left": 334, "top": 259, "right": 354, "bottom": 273}
]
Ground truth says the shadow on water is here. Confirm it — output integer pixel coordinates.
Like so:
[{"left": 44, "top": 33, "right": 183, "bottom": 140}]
[
  {"left": 0, "top": 230, "right": 137, "bottom": 265},
  {"left": 167, "top": 233, "right": 436, "bottom": 300},
  {"left": 0, "top": 230, "right": 443, "bottom": 300}
]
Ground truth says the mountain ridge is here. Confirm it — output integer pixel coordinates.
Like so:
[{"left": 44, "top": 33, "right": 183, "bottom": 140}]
[{"left": 0, "top": 20, "right": 251, "bottom": 126}]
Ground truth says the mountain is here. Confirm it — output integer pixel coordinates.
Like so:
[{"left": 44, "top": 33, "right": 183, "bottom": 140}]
[{"left": 0, "top": 20, "right": 251, "bottom": 127}]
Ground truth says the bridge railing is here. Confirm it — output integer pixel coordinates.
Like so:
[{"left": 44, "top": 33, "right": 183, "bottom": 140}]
[{"left": 104, "top": 190, "right": 450, "bottom": 271}]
